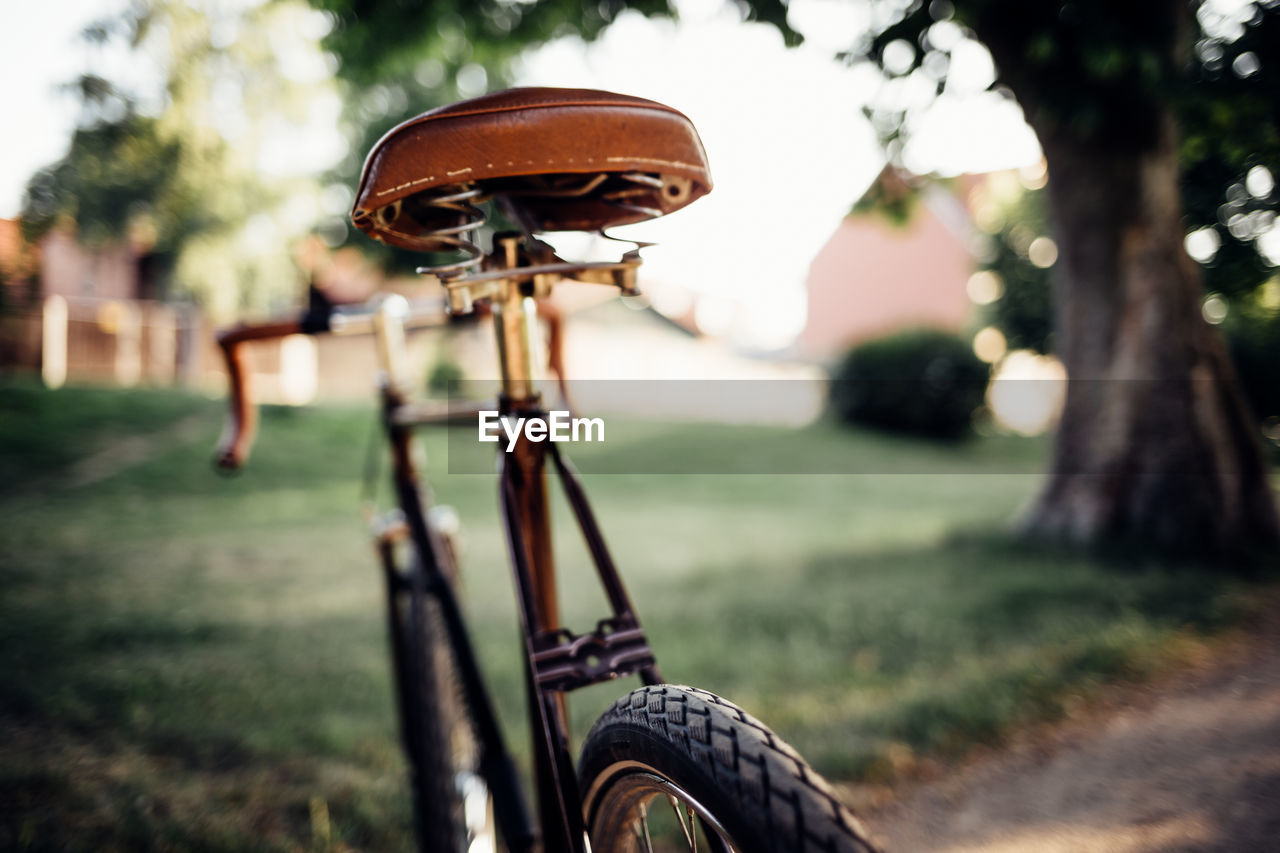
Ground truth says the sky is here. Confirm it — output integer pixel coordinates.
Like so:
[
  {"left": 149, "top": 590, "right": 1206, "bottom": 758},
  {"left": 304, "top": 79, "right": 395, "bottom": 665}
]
[
  {"left": 1, "top": 0, "right": 126, "bottom": 218},
  {"left": 1, "top": 0, "right": 1043, "bottom": 349}
]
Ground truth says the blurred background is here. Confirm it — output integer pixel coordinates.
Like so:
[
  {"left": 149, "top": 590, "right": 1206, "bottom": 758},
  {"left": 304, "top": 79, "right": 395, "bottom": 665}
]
[
  {"left": 4, "top": 1, "right": 1279, "bottom": 436},
  {"left": 2, "top": 0, "right": 1278, "bottom": 850}
]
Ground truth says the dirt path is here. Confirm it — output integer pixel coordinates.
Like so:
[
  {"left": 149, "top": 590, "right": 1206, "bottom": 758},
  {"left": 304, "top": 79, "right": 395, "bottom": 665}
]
[{"left": 861, "top": 605, "right": 1280, "bottom": 852}]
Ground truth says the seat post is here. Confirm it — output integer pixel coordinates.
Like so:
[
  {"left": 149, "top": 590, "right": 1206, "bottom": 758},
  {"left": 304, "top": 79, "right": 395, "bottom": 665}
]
[{"left": 492, "top": 233, "right": 542, "bottom": 404}]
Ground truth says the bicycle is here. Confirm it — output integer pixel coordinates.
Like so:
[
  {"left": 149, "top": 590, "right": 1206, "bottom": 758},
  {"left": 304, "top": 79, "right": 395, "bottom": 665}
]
[{"left": 215, "top": 87, "right": 878, "bottom": 853}]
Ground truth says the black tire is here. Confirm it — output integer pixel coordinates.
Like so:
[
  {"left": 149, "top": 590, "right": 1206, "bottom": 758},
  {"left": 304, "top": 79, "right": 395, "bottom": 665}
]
[
  {"left": 578, "top": 685, "right": 880, "bottom": 853},
  {"left": 397, "top": 555, "right": 489, "bottom": 853}
]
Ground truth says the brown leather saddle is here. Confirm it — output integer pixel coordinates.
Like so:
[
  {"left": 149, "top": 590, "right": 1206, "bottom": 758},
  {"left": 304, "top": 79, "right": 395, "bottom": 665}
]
[{"left": 350, "top": 87, "right": 712, "bottom": 251}]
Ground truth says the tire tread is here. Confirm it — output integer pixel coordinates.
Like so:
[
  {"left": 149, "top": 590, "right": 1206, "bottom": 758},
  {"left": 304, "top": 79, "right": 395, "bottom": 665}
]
[{"left": 581, "top": 685, "right": 881, "bottom": 853}]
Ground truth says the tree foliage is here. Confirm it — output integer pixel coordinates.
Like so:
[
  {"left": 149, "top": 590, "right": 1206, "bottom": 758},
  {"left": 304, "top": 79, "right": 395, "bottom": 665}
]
[
  {"left": 1180, "top": 4, "right": 1280, "bottom": 300},
  {"left": 19, "top": 56, "right": 221, "bottom": 256},
  {"left": 974, "top": 186, "right": 1054, "bottom": 355},
  {"left": 313, "top": 0, "right": 678, "bottom": 89},
  {"left": 849, "top": 0, "right": 1280, "bottom": 293},
  {"left": 21, "top": 0, "right": 338, "bottom": 318}
]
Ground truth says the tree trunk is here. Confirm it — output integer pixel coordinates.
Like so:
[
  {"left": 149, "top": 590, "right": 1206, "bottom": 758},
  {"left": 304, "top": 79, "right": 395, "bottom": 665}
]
[{"left": 1020, "top": 114, "right": 1279, "bottom": 557}]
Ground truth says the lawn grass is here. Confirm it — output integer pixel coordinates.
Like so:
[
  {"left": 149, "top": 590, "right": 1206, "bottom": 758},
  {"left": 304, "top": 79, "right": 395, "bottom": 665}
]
[{"left": 0, "top": 379, "right": 1265, "bottom": 851}]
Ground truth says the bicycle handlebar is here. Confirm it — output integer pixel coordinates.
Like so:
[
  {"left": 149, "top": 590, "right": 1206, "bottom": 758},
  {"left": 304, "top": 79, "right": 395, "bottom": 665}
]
[
  {"left": 213, "top": 296, "right": 457, "bottom": 471},
  {"left": 214, "top": 319, "right": 304, "bottom": 471}
]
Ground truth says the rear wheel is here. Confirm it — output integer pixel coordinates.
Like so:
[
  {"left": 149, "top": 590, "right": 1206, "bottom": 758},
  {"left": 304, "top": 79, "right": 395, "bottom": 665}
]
[
  {"left": 396, "top": 551, "right": 492, "bottom": 852},
  {"left": 578, "top": 686, "right": 880, "bottom": 853}
]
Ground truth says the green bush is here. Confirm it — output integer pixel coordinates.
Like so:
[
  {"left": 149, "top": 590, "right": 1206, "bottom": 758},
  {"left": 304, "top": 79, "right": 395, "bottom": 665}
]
[
  {"left": 829, "top": 328, "right": 990, "bottom": 440},
  {"left": 426, "top": 358, "right": 464, "bottom": 396}
]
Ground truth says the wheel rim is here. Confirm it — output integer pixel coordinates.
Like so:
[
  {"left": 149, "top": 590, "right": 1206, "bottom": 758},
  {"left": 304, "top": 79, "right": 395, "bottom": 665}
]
[
  {"left": 584, "top": 761, "right": 739, "bottom": 853},
  {"left": 456, "top": 769, "right": 494, "bottom": 853}
]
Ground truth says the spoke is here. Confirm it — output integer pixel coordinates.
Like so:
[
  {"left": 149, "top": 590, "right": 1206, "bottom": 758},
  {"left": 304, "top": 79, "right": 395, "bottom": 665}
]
[
  {"left": 686, "top": 802, "right": 698, "bottom": 853},
  {"left": 667, "top": 794, "right": 695, "bottom": 851},
  {"left": 631, "top": 800, "right": 654, "bottom": 853}
]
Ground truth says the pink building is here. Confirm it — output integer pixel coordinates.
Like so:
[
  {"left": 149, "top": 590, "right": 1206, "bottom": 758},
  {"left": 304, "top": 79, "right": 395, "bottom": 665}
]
[
  {"left": 37, "top": 226, "right": 143, "bottom": 301},
  {"left": 799, "top": 170, "right": 982, "bottom": 361}
]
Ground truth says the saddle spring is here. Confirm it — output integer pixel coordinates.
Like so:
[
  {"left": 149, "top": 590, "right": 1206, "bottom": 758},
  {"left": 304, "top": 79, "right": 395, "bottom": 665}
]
[
  {"left": 408, "top": 172, "right": 664, "bottom": 277},
  {"left": 370, "top": 185, "right": 488, "bottom": 275}
]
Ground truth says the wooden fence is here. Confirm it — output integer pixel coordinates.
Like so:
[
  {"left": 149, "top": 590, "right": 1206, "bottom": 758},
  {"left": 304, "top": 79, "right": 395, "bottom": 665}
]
[{"left": 2, "top": 295, "right": 205, "bottom": 389}]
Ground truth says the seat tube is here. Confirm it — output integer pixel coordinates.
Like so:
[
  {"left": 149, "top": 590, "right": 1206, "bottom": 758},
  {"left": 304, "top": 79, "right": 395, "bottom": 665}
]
[{"left": 492, "top": 234, "right": 556, "bottom": 634}]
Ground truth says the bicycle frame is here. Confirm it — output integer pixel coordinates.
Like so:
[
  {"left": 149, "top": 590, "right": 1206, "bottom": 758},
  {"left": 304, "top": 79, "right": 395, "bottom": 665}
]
[{"left": 367, "top": 235, "right": 663, "bottom": 853}]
